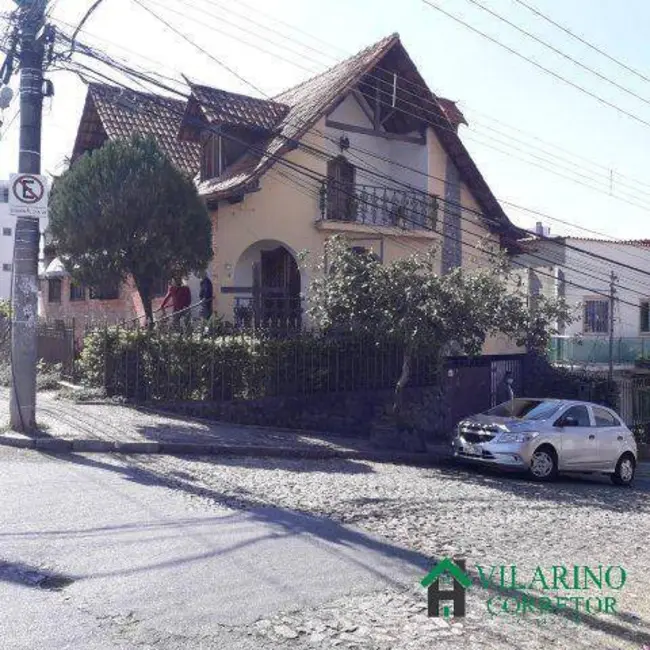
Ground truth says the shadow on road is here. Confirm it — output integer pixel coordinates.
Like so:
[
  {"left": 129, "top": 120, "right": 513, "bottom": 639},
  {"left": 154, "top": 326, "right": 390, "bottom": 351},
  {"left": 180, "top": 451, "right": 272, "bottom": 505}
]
[{"left": 14, "top": 450, "right": 650, "bottom": 648}]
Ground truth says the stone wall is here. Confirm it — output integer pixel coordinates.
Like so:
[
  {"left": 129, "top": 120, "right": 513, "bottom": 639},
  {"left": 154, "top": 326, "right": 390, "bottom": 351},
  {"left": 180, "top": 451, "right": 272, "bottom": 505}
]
[{"left": 148, "top": 384, "right": 453, "bottom": 443}]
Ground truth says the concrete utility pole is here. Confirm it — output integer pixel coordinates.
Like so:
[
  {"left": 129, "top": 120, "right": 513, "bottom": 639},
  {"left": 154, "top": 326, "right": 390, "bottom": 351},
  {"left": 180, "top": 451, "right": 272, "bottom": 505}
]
[
  {"left": 9, "top": 0, "right": 47, "bottom": 432},
  {"left": 608, "top": 270, "right": 617, "bottom": 386}
]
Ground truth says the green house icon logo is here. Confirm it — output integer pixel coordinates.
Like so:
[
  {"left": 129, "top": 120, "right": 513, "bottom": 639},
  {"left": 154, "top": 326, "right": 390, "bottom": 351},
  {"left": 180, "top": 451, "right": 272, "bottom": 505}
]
[{"left": 420, "top": 557, "right": 471, "bottom": 618}]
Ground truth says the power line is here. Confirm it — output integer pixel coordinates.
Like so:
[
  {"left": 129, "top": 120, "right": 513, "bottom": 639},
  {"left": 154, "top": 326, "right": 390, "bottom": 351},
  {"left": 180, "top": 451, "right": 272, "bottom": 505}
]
[
  {"left": 60, "top": 29, "right": 650, "bottom": 295},
  {"left": 461, "top": 0, "right": 650, "bottom": 109},
  {"left": 56, "top": 0, "right": 650, "bottom": 219},
  {"left": 511, "top": 0, "right": 650, "bottom": 86},
  {"left": 134, "top": 0, "right": 650, "bottom": 219},
  {"left": 420, "top": 0, "right": 650, "bottom": 131},
  {"left": 55, "top": 52, "right": 650, "bottom": 311}
]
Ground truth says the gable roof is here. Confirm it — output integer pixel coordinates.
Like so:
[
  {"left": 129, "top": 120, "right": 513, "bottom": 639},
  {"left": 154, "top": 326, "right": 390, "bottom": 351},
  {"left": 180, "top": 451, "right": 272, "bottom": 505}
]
[
  {"left": 196, "top": 33, "right": 516, "bottom": 236},
  {"left": 72, "top": 84, "right": 201, "bottom": 176},
  {"left": 186, "top": 82, "right": 289, "bottom": 131},
  {"left": 71, "top": 35, "right": 518, "bottom": 237}
]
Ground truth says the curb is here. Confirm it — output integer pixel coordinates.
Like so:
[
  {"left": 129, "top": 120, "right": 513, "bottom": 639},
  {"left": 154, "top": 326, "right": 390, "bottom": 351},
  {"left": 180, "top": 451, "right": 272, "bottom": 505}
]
[{"left": 0, "top": 434, "right": 450, "bottom": 466}]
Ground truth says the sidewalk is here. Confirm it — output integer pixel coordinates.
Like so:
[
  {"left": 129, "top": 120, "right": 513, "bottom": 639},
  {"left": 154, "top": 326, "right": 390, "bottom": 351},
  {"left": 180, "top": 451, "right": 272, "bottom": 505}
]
[{"left": 0, "top": 389, "right": 448, "bottom": 464}]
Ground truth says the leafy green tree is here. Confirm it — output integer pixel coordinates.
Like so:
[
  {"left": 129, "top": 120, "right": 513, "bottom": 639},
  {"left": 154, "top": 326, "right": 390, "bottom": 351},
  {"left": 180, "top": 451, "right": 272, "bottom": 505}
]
[
  {"left": 308, "top": 236, "right": 571, "bottom": 413},
  {"left": 49, "top": 135, "right": 212, "bottom": 324}
]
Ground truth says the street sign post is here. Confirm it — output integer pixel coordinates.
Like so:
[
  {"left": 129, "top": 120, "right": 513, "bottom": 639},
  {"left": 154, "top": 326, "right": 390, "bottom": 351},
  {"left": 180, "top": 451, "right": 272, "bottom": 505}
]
[{"left": 9, "top": 172, "right": 48, "bottom": 219}]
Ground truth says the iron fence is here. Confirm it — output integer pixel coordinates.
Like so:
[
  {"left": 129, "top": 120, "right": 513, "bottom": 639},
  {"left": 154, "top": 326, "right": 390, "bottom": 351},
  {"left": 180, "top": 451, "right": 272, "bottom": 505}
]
[{"left": 82, "top": 327, "right": 444, "bottom": 402}]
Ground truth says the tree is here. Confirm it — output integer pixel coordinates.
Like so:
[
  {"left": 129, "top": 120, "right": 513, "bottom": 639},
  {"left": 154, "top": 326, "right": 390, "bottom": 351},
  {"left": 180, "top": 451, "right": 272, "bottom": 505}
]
[
  {"left": 49, "top": 135, "right": 212, "bottom": 324},
  {"left": 308, "top": 236, "right": 571, "bottom": 413}
]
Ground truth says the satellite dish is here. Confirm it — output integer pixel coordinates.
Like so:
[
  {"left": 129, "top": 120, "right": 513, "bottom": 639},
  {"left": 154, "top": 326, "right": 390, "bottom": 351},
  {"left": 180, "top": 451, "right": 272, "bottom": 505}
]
[{"left": 0, "top": 86, "right": 14, "bottom": 109}]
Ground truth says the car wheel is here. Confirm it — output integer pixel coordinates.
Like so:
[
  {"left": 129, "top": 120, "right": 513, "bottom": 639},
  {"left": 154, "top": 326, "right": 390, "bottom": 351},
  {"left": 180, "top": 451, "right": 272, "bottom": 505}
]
[
  {"left": 528, "top": 446, "right": 558, "bottom": 482},
  {"left": 611, "top": 453, "right": 636, "bottom": 486}
]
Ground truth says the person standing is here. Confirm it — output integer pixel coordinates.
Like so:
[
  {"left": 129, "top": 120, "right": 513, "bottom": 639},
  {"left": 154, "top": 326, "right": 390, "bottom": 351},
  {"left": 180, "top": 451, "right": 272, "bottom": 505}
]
[
  {"left": 199, "top": 272, "right": 214, "bottom": 321},
  {"left": 161, "top": 277, "right": 192, "bottom": 329}
]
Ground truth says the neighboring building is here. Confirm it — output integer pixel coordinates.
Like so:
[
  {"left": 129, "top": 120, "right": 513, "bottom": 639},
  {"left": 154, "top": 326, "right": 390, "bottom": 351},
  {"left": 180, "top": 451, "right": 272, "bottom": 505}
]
[
  {"left": 0, "top": 180, "right": 14, "bottom": 301},
  {"left": 516, "top": 233, "right": 650, "bottom": 366},
  {"left": 44, "top": 33, "right": 524, "bottom": 348}
]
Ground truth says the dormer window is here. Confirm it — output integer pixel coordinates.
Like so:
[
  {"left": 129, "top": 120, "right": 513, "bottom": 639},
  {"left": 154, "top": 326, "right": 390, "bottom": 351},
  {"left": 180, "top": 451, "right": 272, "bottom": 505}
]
[{"left": 201, "top": 130, "right": 251, "bottom": 181}]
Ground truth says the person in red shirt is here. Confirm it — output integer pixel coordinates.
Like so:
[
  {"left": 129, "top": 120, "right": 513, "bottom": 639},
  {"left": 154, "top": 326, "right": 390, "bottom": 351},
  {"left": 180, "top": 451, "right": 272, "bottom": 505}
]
[{"left": 161, "top": 277, "right": 192, "bottom": 329}]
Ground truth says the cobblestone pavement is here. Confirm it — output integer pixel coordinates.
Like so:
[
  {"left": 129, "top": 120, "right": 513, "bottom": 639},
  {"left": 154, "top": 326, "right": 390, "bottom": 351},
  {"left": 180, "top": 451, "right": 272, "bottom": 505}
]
[
  {"left": 3, "top": 393, "right": 650, "bottom": 649},
  {"left": 122, "top": 451, "right": 650, "bottom": 650}
]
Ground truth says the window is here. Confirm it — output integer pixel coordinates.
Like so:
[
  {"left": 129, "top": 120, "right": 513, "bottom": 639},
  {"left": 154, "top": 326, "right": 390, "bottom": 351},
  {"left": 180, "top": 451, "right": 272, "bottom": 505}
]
[
  {"left": 90, "top": 280, "right": 120, "bottom": 300},
  {"left": 2, "top": 263, "right": 11, "bottom": 272},
  {"left": 583, "top": 299, "right": 609, "bottom": 334},
  {"left": 48, "top": 278, "right": 62, "bottom": 303},
  {"left": 326, "top": 156, "right": 356, "bottom": 221},
  {"left": 69, "top": 282, "right": 86, "bottom": 302},
  {"left": 592, "top": 407, "right": 620, "bottom": 427},
  {"left": 557, "top": 405, "right": 591, "bottom": 427},
  {"left": 201, "top": 132, "right": 249, "bottom": 181},
  {"left": 2, "top": 227, "right": 11, "bottom": 236},
  {"left": 641, "top": 301, "right": 650, "bottom": 333},
  {"left": 0, "top": 187, "right": 8, "bottom": 203}
]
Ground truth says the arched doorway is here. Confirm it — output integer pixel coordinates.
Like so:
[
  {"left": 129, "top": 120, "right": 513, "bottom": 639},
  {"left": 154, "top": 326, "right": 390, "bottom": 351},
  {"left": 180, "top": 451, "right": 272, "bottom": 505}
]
[
  {"left": 257, "top": 246, "right": 301, "bottom": 331},
  {"left": 232, "top": 241, "right": 302, "bottom": 332}
]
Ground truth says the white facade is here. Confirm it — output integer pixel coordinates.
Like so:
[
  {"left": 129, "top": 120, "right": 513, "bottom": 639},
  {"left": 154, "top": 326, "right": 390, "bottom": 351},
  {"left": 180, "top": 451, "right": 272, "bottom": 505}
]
[
  {"left": 0, "top": 181, "right": 15, "bottom": 301},
  {"left": 323, "top": 93, "right": 428, "bottom": 192},
  {"left": 518, "top": 236, "right": 650, "bottom": 345}
]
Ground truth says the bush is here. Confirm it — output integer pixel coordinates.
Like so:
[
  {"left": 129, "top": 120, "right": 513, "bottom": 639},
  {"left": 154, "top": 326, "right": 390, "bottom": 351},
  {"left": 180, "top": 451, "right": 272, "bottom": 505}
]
[{"left": 78, "top": 327, "right": 442, "bottom": 402}]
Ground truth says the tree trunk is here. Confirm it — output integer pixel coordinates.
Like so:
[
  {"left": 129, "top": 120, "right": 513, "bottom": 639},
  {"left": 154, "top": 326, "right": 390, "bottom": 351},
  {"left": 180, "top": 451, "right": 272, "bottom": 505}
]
[
  {"left": 134, "top": 276, "right": 153, "bottom": 328},
  {"left": 393, "top": 347, "right": 413, "bottom": 415}
]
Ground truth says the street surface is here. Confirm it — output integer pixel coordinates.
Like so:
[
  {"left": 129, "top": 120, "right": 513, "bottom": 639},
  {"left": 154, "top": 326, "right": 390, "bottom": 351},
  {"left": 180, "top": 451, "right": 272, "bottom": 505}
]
[{"left": 1, "top": 394, "right": 650, "bottom": 649}]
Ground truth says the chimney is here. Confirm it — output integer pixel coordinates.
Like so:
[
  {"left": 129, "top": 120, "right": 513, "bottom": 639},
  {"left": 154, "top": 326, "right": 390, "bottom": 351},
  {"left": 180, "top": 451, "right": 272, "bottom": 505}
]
[{"left": 535, "top": 222, "right": 550, "bottom": 237}]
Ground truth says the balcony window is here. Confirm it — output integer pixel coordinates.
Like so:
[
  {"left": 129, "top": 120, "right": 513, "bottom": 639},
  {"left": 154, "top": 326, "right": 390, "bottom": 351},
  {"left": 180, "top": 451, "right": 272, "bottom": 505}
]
[{"left": 583, "top": 299, "right": 609, "bottom": 334}]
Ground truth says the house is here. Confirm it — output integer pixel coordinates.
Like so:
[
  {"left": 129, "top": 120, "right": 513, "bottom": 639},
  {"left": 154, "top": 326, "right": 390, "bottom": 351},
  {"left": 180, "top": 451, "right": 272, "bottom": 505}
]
[
  {"left": 43, "top": 33, "right": 523, "bottom": 349},
  {"left": 516, "top": 230, "right": 650, "bottom": 367},
  {"left": 0, "top": 180, "right": 14, "bottom": 301}
]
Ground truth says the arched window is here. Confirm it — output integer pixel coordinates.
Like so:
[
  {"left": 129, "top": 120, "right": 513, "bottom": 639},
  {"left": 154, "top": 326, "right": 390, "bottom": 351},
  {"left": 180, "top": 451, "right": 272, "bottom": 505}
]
[{"left": 326, "top": 156, "right": 356, "bottom": 221}]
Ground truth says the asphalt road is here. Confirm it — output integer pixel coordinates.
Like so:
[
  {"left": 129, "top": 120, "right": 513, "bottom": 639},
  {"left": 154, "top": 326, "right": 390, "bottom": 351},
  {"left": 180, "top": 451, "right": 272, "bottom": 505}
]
[{"left": 0, "top": 446, "right": 427, "bottom": 650}]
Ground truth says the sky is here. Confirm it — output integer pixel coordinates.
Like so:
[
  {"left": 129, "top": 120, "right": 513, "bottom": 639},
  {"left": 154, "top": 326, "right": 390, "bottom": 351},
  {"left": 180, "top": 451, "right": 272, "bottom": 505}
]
[{"left": 1, "top": 0, "right": 650, "bottom": 239}]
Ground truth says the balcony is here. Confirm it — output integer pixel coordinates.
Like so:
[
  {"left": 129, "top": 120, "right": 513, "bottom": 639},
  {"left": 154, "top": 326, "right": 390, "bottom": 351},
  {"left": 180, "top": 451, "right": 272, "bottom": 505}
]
[
  {"left": 549, "top": 336, "right": 650, "bottom": 367},
  {"left": 320, "top": 182, "right": 438, "bottom": 231}
]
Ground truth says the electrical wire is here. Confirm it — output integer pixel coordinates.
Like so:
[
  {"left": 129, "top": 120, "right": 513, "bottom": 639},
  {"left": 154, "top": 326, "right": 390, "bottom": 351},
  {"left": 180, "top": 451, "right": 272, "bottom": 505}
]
[
  {"left": 58, "top": 32, "right": 650, "bottom": 299},
  {"left": 55, "top": 52, "right": 648, "bottom": 314}
]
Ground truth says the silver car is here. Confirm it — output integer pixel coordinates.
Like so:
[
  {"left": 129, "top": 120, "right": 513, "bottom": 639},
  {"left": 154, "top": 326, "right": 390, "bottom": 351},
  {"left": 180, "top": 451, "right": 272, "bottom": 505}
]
[{"left": 451, "top": 398, "right": 638, "bottom": 484}]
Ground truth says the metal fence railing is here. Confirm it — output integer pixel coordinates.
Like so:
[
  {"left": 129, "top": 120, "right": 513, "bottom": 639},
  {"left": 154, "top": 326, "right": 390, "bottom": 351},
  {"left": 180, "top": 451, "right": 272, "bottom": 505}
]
[{"left": 80, "top": 328, "right": 444, "bottom": 403}]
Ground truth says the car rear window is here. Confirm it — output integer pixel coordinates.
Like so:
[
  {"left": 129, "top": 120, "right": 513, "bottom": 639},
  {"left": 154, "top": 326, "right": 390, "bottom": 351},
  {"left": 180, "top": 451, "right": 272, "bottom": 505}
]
[{"left": 485, "top": 399, "right": 560, "bottom": 419}]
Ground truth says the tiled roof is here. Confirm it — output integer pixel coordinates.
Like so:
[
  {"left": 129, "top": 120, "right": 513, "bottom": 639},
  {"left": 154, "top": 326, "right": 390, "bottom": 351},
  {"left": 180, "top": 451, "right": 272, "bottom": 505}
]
[
  {"left": 188, "top": 83, "right": 289, "bottom": 130},
  {"left": 197, "top": 33, "right": 400, "bottom": 198},
  {"left": 73, "top": 84, "right": 201, "bottom": 176}
]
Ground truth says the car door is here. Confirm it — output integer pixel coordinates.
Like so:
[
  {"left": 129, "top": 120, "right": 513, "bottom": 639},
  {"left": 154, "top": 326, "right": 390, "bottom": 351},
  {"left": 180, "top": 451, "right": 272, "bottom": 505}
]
[
  {"left": 556, "top": 405, "right": 599, "bottom": 470},
  {"left": 592, "top": 406, "right": 626, "bottom": 470}
]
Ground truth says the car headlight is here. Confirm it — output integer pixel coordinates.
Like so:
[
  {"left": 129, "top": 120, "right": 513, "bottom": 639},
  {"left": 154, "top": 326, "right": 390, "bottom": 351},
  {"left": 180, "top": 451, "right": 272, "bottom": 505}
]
[{"left": 495, "top": 432, "right": 540, "bottom": 444}]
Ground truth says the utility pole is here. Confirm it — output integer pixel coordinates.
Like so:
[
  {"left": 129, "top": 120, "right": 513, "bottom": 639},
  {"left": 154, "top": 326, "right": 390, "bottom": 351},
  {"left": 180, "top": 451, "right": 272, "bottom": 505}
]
[
  {"left": 9, "top": 0, "right": 47, "bottom": 432},
  {"left": 608, "top": 271, "right": 617, "bottom": 386}
]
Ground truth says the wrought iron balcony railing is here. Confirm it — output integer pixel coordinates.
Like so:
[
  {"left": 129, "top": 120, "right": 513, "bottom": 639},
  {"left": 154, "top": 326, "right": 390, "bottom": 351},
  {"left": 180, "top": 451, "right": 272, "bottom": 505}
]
[{"left": 320, "top": 182, "right": 438, "bottom": 230}]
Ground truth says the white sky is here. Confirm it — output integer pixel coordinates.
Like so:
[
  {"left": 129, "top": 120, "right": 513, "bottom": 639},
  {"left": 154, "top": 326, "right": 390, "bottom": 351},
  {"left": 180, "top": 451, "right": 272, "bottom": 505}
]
[{"left": 1, "top": 0, "right": 650, "bottom": 239}]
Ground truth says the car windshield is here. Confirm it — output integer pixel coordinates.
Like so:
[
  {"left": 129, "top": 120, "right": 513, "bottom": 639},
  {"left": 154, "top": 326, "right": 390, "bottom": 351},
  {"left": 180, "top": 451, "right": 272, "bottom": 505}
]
[{"left": 484, "top": 399, "right": 561, "bottom": 420}]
